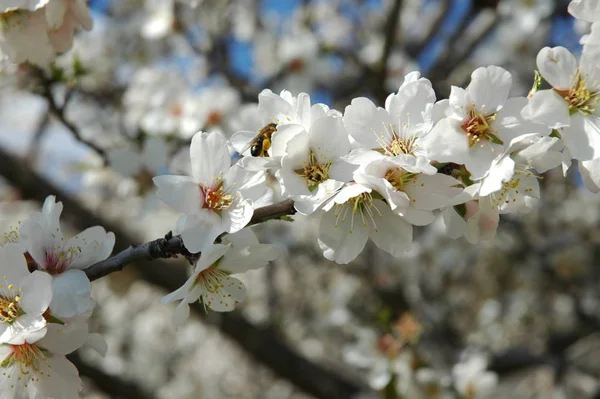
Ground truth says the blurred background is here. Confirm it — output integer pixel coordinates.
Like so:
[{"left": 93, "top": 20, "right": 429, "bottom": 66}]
[{"left": 1, "top": 0, "right": 600, "bottom": 398}]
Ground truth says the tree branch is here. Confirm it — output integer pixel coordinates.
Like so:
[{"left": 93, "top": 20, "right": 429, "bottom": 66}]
[
  {"left": 68, "top": 353, "right": 154, "bottom": 399},
  {"left": 85, "top": 199, "right": 296, "bottom": 282},
  {"left": 0, "top": 145, "right": 372, "bottom": 399}
]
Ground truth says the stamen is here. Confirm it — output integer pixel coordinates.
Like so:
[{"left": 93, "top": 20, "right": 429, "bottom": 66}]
[
  {"left": 555, "top": 72, "right": 599, "bottom": 116},
  {"left": 200, "top": 179, "right": 234, "bottom": 212},
  {"left": 1, "top": 342, "right": 49, "bottom": 389},
  {"left": 461, "top": 107, "right": 503, "bottom": 148},
  {"left": 384, "top": 168, "right": 418, "bottom": 191},
  {"left": 294, "top": 150, "right": 331, "bottom": 191}
]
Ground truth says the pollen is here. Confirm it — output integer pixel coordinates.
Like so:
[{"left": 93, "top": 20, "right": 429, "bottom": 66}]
[
  {"left": 45, "top": 246, "right": 82, "bottom": 275},
  {"left": 294, "top": 151, "right": 331, "bottom": 191},
  {"left": 461, "top": 107, "right": 503, "bottom": 148},
  {"left": 557, "top": 73, "right": 599, "bottom": 116},
  {"left": 334, "top": 192, "right": 382, "bottom": 233},
  {"left": 373, "top": 121, "right": 418, "bottom": 156},
  {"left": 0, "top": 276, "right": 23, "bottom": 324},
  {"left": 200, "top": 180, "right": 234, "bottom": 211},
  {"left": 384, "top": 168, "right": 418, "bottom": 191},
  {"left": 1, "top": 342, "right": 49, "bottom": 387}
]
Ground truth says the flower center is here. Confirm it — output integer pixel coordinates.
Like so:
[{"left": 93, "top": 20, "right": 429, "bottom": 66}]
[
  {"left": 388, "top": 136, "right": 414, "bottom": 156},
  {"left": 169, "top": 103, "right": 183, "bottom": 118},
  {"left": 45, "top": 247, "right": 81, "bottom": 275},
  {"left": 556, "top": 75, "right": 598, "bottom": 116},
  {"left": 464, "top": 382, "right": 477, "bottom": 398},
  {"left": 1, "top": 230, "right": 19, "bottom": 246},
  {"left": 0, "top": 278, "right": 21, "bottom": 324},
  {"left": 193, "top": 264, "right": 233, "bottom": 311},
  {"left": 200, "top": 181, "right": 234, "bottom": 212},
  {"left": 136, "top": 168, "right": 155, "bottom": 195},
  {"left": 373, "top": 122, "right": 418, "bottom": 156},
  {"left": 376, "top": 334, "right": 401, "bottom": 359},
  {"left": 461, "top": 108, "right": 502, "bottom": 147},
  {"left": 1, "top": 342, "right": 48, "bottom": 381},
  {"left": 206, "top": 111, "right": 223, "bottom": 126},
  {"left": 384, "top": 168, "right": 418, "bottom": 191},
  {"left": 287, "top": 58, "right": 305, "bottom": 72},
  {"left": 490, "top": 167, "right": 537, "bottom": 209},
  {"left": 294, "top": 150, "right": 331, "bottom": 191},
  {"left": 334, "top": 191, "right": 382, "bottom": 233}
]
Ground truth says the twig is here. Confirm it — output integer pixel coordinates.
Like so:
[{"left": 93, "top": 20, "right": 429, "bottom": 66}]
[
  {"left": 85, "top": 199, "right": 297, "bottom": 282},
  {"left": 0, "top": 145, "right": 373, "bottom": 399},
  {"left": 373, "top": 0, "right": 403, "bottom": 103},
  {"left": 68, "top": 353, "right": 154, "bottom": 399}
]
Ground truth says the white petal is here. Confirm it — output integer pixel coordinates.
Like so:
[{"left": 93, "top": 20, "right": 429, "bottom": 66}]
[
  {"left": 466, "top": 66, "right": 512, "bottom": 113},
  {"left": 521, "top": 90, "right": 571, "bottom": 129},
  {"left": 318, "top": 207, "right": 369, "bottom": 264},
  {"left": 153, "top": 175, "right": 202, "bottom": 214},
  {"left": 221, "top": 244, "right": 280, "bottom": 274},
  {"left": 309, "top": 115, "right": 350, "bottom": 160},
  {"left": 1, "top": 314, "right": 47, "bottom": 345},
  {"left": 180, "top": 212, "right": 223, "bottom": 253},
  {"left": 34, "top": 354, "right": 82, "bottom": 399},
  {"left": 190, "top": 131, "right": 231, "bottom": 186},
  {"left": 49, "top": 269, "right": 92, "bottom": 319},
  {"left": 19, "top": 270, "right": 52, "bottom": 316},
  {"left": 38, "top": 321, "right": 88, "bottom": 355},
  {"left": 172, "top": 301, "right": 191, "bottom": 326},
  {"left": 0, "top": 245, "right": 30, "bottom": 287},
  {"left": 536, "top": 47, "right": 578, "bottom": 90},
  {"left": 569, "top": 0, "right": 600, "bottom": 23},
  {"left": 221, "top": 196, "right": 254, "bottom": 234},
  {"left": 561, "top": 113, "right": 600, "bottom": 161},
  {"left": 202, "top": 276, "right": 246, "bottom": 312},
  {"left": 580, "top": 158, "right": 600, "bottom": 193},
  {"left": 480, "top": 156, "right": 516, "bottom": 197},
  {"left": 44, "top": 0, "right": 66, "bottom": 28},
  {"left": 369, "top": 201, "right": 413, "bottom": 257}
]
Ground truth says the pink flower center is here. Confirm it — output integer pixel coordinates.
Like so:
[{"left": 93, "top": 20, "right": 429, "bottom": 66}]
[
  {"left": 461, "top": 108, "right": 502, "bottom": 148},
  {"left": 200, "top": 181, "right": 233, "bottom": 212}
]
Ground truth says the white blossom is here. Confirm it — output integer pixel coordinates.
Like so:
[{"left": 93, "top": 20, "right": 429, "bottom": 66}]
[
  {"left": 20, "top": 196, "right": 115, "bottom": 319},
  {"left": 0, "top": 246, "right": 52, "bottom": 345},
  {"left": 424, "top": 66, "right": 549, "bottom": 180},
  {"left": 522, "top": 46, "right": 600, "bottom": 162},
  {"left": 154, "top": 131, "right": 269, "bottom": 252},
  {"left": 161, "top": 229, "right": 280, "bottom": 320},
  {"left": 343, "top": 71, "right": 435, "bottom": 158}
]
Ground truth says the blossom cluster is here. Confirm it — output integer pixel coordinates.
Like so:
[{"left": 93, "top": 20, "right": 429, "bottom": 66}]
[
  {"left": 0, "top": 0, "right": 599, "bottom": 397},
  {"left": 0, "top": 196, "right": 112, "bottom": 398},
  {"left": 0, "top": 0, "right": 93, "bottom": 68},
  {"left": 139, "top": 0, "right": 600, "bottom": 330}
]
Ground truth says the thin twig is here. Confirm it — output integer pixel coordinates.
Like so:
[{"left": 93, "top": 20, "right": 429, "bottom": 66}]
[{"left": 85, "top": 199, "right": 296, "bottom": 282}]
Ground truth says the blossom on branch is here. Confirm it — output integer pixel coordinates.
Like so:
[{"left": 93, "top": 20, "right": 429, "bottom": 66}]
[
  {"left": 161, "top": 228, "right": 280, "bottom": 320},
  {"left": 20, "top": 196, "right": 115, "bottom": 319}
]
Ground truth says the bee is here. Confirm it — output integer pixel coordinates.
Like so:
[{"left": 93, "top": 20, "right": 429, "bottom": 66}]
[{"left": 242, "top": 123, "right": 278, "bottom": 157}]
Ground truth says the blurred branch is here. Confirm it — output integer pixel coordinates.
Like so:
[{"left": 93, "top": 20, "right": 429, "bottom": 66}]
[
  {"left": 373, "top": 0, "right": 403, "bottom": 102},
  {"left": 34, "top": 71, "right": 107, "bottom": 160},
  {"left": 68, "top": 353, "right": 154, "bottom": 399},
  {"left": 0, "top": 146, "right": 372, "bottom": 399},
  {"left": 405, "top": 0, "right": 450, "bottom": 58}
]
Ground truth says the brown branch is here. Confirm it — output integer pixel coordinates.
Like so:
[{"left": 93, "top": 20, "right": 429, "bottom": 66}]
[
  {"left": 405, "top": 0, "right": 450, "bottom": 58},
  {"left": 68, "top": 353, "right": 154, "bottom": 399},
  {"left": 0, "top": 145, "right": 372, "bottom": 399},
  {"left": 85, "top": 199, "right": 296, "bottom": 282},
  {"left": 373, "top": 0, "right": 403, "bottom": 103}
]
